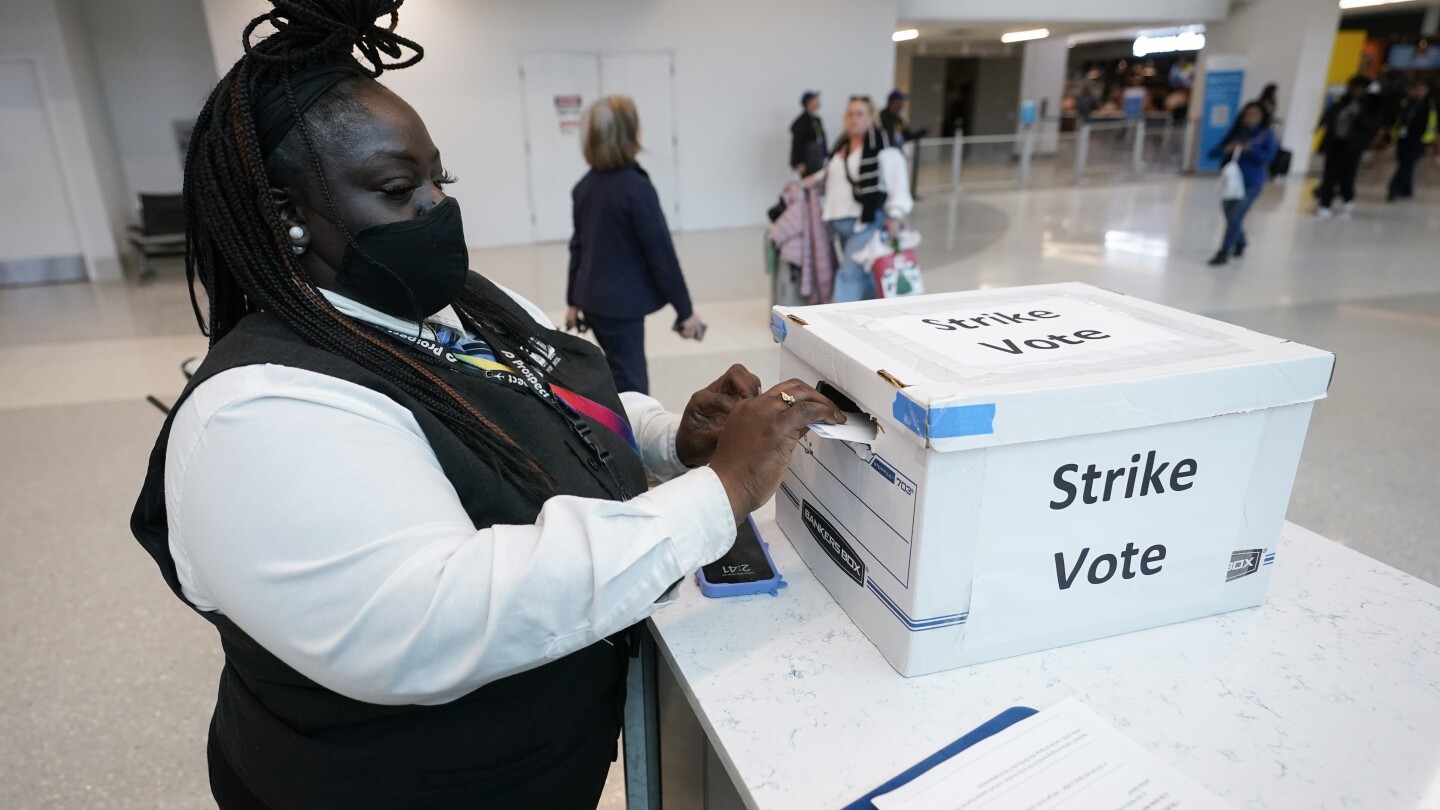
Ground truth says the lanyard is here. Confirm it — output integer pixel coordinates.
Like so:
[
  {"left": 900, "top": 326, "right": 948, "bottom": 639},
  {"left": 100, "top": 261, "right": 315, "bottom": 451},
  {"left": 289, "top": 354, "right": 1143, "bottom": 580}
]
[{"left": 374, "top": 322, "right": 636, "bottom": 501}]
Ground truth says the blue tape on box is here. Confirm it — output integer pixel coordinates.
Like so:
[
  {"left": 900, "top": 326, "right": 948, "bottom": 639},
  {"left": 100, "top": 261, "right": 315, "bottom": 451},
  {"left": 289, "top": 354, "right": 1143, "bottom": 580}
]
[
  {"left": 892, "top": 394, "right": 928, "bottom": 436},
  {"left": 931, "top": 402, "right": 996, "bottom": 437},
  {"left": 770, "top": 312, "right": 787, "bottom": 343},
  {"left": 892, "top": 394, "right": 996, "bottom": 439}
]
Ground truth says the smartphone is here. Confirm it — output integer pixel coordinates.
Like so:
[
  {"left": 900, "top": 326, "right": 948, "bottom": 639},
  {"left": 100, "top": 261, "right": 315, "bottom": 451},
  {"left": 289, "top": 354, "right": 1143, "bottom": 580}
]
[
  {"left": 696, "top": 516, "right": 786, "bottom": 598},
  {"left": 673, "top": 321, "right": 708, "bottom": 341}
]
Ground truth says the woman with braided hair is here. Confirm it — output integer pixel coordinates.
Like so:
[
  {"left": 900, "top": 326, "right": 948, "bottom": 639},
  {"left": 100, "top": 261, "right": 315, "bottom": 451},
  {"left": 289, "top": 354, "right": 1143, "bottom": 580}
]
[{"left": 130, "top": 2, "right": 842, "bottom": 806}]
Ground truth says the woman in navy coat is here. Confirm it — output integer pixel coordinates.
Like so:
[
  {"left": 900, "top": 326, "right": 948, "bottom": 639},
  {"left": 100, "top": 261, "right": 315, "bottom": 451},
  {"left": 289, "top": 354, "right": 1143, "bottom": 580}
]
[{"left": 566, "top": 96, "right": 703, "bottom": 395}]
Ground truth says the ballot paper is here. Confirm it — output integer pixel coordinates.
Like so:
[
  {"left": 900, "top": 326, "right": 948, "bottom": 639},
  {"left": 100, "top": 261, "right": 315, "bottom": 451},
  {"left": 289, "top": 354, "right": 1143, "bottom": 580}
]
[
  {"left": 807, "top": 413, "right": 878, "bottom": 444},
  {"left": 872, "top": 697, "right": 1232, "bottom": 810}
]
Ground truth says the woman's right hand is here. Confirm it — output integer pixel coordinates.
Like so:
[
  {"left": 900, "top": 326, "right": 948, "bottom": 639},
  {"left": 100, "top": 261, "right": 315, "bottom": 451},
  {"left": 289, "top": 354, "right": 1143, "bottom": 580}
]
[
  {"left": 708, "top": 380, "right": 844, "bottom": 523},
  {"left": 565, "top": 306, "right": 581, "bottom": 332}
]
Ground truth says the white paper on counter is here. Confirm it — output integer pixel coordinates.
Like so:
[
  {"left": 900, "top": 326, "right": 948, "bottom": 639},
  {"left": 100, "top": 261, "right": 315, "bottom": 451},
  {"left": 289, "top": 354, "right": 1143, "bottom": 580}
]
[
  {"left": 807, "top": 413, "right": 877, "bottom": 445},
  {"left": 872, "top": 697, "right": 1232, "bottom": 810}
]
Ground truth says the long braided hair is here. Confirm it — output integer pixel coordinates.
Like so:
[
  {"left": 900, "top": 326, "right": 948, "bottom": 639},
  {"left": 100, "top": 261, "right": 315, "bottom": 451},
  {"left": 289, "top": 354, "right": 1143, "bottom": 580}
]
[{"left": 183, "top": 0, "right": 555, "bottom": 501}]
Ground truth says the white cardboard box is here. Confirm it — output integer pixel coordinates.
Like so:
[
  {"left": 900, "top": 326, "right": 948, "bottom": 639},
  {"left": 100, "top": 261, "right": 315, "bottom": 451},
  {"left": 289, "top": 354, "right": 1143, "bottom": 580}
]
[{"left": 771, "top": 283, "right": 1333, "bottom": 676}]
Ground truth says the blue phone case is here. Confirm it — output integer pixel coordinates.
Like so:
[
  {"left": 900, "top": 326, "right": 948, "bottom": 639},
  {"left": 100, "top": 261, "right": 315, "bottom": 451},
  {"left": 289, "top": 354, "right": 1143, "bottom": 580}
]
[{"left": 695, "top": 516, "right": 787, "bottom": 598}]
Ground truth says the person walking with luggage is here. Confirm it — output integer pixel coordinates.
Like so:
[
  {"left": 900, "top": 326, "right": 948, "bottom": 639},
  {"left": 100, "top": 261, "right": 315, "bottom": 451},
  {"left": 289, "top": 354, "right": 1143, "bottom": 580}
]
[
  {"left": 790, "top": 91, "right": 828, "bottom": 175},
  {"left": 1387, "top": 79, "right": 1437, "bottom": 202},
  {"left": 1315, "top": 76, "right": 1383, "bottom": 218},
  {"left": 567, "top": 95, "right": 703, "bottom": 395},
  {"left": 1208, "top": 102, "right": 1278, "bottom": 266},
  {"left": 813, "top": 96, "right": 913, "bottom": 302}
]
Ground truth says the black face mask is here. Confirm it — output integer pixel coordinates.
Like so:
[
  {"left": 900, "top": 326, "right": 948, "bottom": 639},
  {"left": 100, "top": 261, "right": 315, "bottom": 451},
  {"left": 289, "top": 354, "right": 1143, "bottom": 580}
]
[{"left": 337, "top": 196, "right": 469, "bottom": 320}]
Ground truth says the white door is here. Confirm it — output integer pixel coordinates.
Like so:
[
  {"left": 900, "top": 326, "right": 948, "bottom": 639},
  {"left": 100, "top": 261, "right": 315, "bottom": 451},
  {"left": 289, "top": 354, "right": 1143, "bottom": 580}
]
[
  {"left": 0, "top": 58, "right": 85, "bottom": 284},
  {"left": 599, "top": 52, "right": 680, "bottom": 229},
  {"left": 520, "top": 53, "right": 601, "bottom": 242}
]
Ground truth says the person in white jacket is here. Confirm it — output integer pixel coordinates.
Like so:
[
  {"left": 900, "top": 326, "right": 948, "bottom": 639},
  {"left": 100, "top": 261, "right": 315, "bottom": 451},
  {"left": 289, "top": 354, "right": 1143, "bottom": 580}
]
[
  {"left": 129, "top": 3, "right": 846, "bottom": 806},
  {"left": 811, "top": 95, "right": 914, "bottom": 302}
]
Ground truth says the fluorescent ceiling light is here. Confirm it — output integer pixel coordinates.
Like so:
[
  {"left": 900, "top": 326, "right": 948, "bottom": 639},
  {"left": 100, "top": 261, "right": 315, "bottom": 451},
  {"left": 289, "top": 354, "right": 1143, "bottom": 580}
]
[
  {"left": 1339, "top": 0, "right": 1411, "bottom": 8},
  {"left": 1001, "top": 28, "right": 1050, "bottom": 44},
  {"left": 1133, "top": 30, "right": 1206, "bottom": 57},
  {"left": 893, "top": 28, "right": 919, "bottom": 42}
]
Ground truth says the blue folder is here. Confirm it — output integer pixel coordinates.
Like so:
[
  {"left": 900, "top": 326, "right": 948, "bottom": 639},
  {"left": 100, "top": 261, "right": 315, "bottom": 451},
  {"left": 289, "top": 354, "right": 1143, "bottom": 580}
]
[{"left": 841, "top": 706, "right": 1039, "bottom": 809}]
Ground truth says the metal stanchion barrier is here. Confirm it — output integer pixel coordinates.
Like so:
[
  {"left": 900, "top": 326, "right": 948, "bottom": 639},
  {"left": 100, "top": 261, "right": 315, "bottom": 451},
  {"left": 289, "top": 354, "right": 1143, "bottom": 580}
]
[
  {"left": 1019, "top": 124, "right": 1034, "bottom": 188},
  {"left": 1132, "top": 117, "right": 1147, "bottom": 174},
  {"left": 951, "top": 130, "right": 964, "bottom": 191}
]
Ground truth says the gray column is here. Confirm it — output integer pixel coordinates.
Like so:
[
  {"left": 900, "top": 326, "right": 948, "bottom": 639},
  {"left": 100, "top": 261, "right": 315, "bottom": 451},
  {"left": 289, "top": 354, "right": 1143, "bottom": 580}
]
[
  {"left": 1019, "top": 37, "right": 1069, "bottom": 155},
  {"left": 1199, "top": 0, "right": 1343, "bottom": 177}
]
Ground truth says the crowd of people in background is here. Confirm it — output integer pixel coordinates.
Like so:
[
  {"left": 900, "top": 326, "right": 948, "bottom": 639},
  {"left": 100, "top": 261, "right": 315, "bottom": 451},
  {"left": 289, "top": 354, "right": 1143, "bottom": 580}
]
[
  {"left": 1204, "top": 71, "right": 1436, "bottom": 264},
  {"left": 563, "top": 70, "right": 1435, "bottom": 360},
  {"left": 1313, "top": 72, "right": 1437, "bottom": 217},
  {"left": 1063, "top": 57, "right": 1198, "bottom": 125}
]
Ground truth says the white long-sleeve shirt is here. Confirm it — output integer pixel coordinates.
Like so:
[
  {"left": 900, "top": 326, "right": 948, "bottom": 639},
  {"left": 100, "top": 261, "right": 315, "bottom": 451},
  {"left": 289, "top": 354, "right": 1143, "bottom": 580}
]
[
  {"left": 820, "top": 144, "right": 914, "bottom": 225},
  {"left": 164, "top": 284, "right": 736, "bottom": 706}
]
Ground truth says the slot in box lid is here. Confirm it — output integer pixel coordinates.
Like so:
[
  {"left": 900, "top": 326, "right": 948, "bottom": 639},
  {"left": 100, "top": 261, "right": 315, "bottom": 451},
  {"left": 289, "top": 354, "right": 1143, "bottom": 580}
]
[{"left": 772, "top": 283, "right": 1334, "bottom": 452}]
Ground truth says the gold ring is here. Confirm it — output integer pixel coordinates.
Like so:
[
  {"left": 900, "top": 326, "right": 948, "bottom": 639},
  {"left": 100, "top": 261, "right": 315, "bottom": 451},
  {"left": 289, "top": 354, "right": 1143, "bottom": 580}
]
[{"left": 780, "top": 391, "right": 797, "bottom": 407}]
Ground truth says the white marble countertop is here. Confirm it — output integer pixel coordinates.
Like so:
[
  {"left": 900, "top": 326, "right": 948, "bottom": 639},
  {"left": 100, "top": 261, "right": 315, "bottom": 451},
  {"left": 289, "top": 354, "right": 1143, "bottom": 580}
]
[{"left": 648, "top": 520, "right": 1440, "bottom": 810}]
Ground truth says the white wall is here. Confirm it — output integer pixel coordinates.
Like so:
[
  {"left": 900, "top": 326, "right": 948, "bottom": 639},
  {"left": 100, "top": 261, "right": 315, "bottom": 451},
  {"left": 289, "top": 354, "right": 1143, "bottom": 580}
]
[
  {"left": 78, "top": 0, "right": 216, "bottom": 201},
  {"left": 201, "top": 0, "right": 899, "bottom": 248},
  {"left": 1200, "top": 0, "right": 1342, "bottom": 176},
  {"left": 1, "top": 0, "right": 122, "bottom": 279},
  {"left": 907, "top": 56, "right": 949, "bottom": 137},
  {"left": 54, "top": 0, "right": 129, "bottom": 272},
  {"left": 972, "top": 55, "right": 1024, "bottom": 136},
  {"left": 899, "top": 0, "right": 1228, "bottom": 24}
]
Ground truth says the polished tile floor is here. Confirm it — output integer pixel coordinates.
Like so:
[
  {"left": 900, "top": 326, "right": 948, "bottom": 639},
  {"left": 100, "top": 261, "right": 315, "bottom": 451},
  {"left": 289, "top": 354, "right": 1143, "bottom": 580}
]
[{"left": 2, "top": 162, "right": 1437, "bottom": 808}]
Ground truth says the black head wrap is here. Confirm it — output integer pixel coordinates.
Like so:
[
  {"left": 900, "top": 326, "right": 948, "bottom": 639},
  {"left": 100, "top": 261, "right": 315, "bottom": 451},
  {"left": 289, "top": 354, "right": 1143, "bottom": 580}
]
[
  {"left": 252, "top": 60, "right": 370, "bottom": 156},
  {"left": 240, "top": 0, "right": 423, "bottom": 157}
]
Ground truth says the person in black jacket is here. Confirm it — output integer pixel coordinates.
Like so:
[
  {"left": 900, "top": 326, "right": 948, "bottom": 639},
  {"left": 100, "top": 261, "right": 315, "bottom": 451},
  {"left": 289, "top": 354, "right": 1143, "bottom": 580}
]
[
  {"left": 567, "top": 95, "right": 703, "bottom": 395},
  {"left": 879, "top": 89, "right": 927, "bottom": 147},
  {"left": 1315, "top": 76, "right": 1384, "bottom": 218},
  {"left": 1388, "top": 79, "right": 1437, "bottom": 201},
  {"left": 790, "top": 91, "right": 827, "bottom": 174}
]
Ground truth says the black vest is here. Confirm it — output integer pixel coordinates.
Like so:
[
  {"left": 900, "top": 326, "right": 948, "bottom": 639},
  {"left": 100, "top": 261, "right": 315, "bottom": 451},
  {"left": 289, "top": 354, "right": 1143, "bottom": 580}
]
[{"left": 131, "top": 276, "right": 650, "bottom": 808}]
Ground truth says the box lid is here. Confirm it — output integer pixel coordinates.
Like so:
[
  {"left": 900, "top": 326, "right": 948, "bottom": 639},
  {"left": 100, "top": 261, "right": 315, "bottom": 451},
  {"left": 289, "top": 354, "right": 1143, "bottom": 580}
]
[{"left": 772, "top": 283, "right": 1334, "bottom": 451}]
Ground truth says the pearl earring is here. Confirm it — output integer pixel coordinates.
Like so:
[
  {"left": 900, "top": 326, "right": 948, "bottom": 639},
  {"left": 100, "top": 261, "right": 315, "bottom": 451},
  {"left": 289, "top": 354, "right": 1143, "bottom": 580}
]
[
  {"left": 288, "top": 225, "right": 305, "bottom": 240},
  {"left": 291, "top": 245, "right": 306, "bottom": 255}
]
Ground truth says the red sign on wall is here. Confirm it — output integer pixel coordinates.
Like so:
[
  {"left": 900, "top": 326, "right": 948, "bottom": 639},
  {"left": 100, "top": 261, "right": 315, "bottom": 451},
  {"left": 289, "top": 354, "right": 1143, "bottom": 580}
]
[{"left": 554, "top": 95, "right": 583, "bottom": 133}]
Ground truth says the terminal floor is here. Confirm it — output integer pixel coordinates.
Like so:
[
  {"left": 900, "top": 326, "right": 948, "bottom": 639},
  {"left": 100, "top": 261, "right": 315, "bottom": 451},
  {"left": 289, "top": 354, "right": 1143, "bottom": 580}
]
[{"left": 2, "top": 165, "right": 1437, "bottom": 807}]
